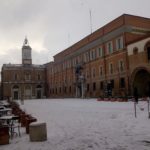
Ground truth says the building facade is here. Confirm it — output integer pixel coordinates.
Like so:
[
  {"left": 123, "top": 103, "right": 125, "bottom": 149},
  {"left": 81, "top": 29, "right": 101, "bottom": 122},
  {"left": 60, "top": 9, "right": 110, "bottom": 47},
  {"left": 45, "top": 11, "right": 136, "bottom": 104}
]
[
  {"left": 1, "top": 14, "right": 150, "bottom": 99},
  {"left": 127, "top": 36, "right": 150, "bottom": 97},
  {"left": 1, "top": 38, "right": 46, "bottom": 100},
  {"left": 46, "top": 14, "right": 150, "bottom": 98}
]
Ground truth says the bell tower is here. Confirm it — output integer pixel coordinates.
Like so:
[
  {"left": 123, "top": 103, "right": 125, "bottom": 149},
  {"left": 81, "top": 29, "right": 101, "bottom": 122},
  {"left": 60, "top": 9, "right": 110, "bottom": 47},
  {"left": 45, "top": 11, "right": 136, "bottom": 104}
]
[{"left": 22, "top": 37, "right": 32, "bottom": 65}]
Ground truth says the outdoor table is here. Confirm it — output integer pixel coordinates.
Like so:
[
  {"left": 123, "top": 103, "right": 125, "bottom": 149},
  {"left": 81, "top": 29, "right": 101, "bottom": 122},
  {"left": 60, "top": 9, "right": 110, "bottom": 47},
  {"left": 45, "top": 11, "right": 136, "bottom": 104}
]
[
  {"left": 0, "top": 115, "right": 14, "bottom": 125},
  {"left": 0, "top": 115, "right": 20, "bottom": 138},
  {"left": 0, "top": 108, "right": 12, "bottom": 116},
  {"left": 0, "top": 101, "right": 11, "bottom": 108}
]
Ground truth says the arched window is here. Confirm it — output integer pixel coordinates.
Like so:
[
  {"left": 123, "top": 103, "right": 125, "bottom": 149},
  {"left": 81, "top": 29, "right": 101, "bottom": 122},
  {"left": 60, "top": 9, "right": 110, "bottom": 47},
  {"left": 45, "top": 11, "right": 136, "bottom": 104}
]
[
  {"left": 13, "top": 85, "right": 19, "bottom": 89},
  {"left": 37, "top": 74, "right": 41, "bottom": 80},
  {"left": 14, "top": 74, "right": 18, "bottom": 80},
  {"left": 36, "top": 85, "right": 42, "bottom": 88},
  {"left": 25, "top": 73, "right": 31, "bottom": 81},
  {"left": 133, "top": 47, "right": 138, "bottom": 55},
  {"left": 144, "top": 41, "right": 150, "bottom": 61}
]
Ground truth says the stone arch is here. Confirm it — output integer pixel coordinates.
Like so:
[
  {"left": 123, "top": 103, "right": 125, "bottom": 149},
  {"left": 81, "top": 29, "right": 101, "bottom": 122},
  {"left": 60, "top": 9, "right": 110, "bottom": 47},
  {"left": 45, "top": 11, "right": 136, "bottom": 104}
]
[
  {"left": 144, "top": 40, "right": 150, "bottom": 51},
  {"left": 130, "top": 67, "right": 150, "bottom": 97},
  {"left": 13, "top": 85, "right": 19, "bottom": 89},
  {"left": 36, "top": 85, "right": 42, "bottom": 88},
  {"left": 12, "top": 85, "right": 20, "bottom": 100},
  {"left": 144, "top": 40, "right": 150, "bottom": 62},
  {"left": 36, "top": 85, "right": 43, "bottom": 99}
]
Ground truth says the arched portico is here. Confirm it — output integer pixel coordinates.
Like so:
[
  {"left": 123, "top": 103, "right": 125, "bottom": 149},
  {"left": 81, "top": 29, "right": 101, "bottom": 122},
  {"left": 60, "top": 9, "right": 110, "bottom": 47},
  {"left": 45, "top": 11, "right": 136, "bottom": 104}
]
[
  {"left": 36, "top": 85, "right": 42, "bottom": 99},
  {"left": 24, "top": 85, "right": 32, "bottom": 99},
  {"left": 131, "top": 67, "right": 150, "bottom": 97},
  {"left": 12, "top": 85, "right": 20, "bottom": 100},
  {"left": 144, "top": 40, "right": 150, "bottom": 62}
]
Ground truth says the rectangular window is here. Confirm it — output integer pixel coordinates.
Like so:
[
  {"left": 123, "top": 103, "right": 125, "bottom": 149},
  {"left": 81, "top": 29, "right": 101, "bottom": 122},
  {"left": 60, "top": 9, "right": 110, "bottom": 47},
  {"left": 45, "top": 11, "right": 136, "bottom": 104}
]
[
  {"left": 84, "top": 53, "right": 87, "bottom": 63},
  {"left": 37, "top": 74, "right": 41, "bottom": 80},
  {"left": 107, "top": 41, "right": 113, "bottom": 54},
  {"left": 86, "top": 52, "right": 90, "bottom": 62},
  {"left": 69, "top": 86, "right": 71, "bottom": 93},
  {"left": 116, "top": 37, "right": 123, "bottom": 50},
  {"left": 86, "top": 70, "right": 89, "bottom": 78},
  {"left": 119, "top": 60, "right": 124, "bottom": 72},
  {"left": 64, "top": 87, "right": 67, "bottom": 93},
  {"left": 100, "top": 81, "right": 103, "bottom": 90},
  {"left": 110, "top": 79, "right": 114, "bottom": 89},
  {"left": 76, "top": 58, "right": 78, "bottom": 65},
  {"left": 77, "top": 56, "right": 80, "bottom": 64},
  {"left": 98, "top": 47, "right": 103, "bottom": 57},
  {"left": 14, "top": 74, "right": 18, "bottom": 80},
  {"left": 90, "top": 50, "right": 96, "bottom": 61},
  {"left": 120, "top": 78, "right": 125, "bottom": 88},
  {"left": 25, "top": 73, "right": 31, "bottom": 81},
  {"left": 87, "top": 84, "right": 89, "bottom": 92},
  {"left": 109, "top": 63, "right": 113, "bottom": 74},
  {"left": 90, "top": 51, "right": 93, "bottom": 60},
  {"left": 99, "top": 66, "right": 103, "bottom": 76},
  {"left": 93, "top": 49, "right": 96, "bottom": 59},
  {"left": 55, "top": 88, "right": 57, "bottom": 94},
  {"left": 92, "top": 68, "right": 96, "bottom": 78},
  {"left": 93, "top": 82, "right": 96, "bottom": 91}
]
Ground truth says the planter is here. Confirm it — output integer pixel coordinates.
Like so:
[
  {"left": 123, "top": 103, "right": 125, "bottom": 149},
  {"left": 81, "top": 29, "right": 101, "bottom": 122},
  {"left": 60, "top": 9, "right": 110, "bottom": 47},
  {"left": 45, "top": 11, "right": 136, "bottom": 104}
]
[{"left": 0, "top": 125, "right": 9, "bottom": 145}]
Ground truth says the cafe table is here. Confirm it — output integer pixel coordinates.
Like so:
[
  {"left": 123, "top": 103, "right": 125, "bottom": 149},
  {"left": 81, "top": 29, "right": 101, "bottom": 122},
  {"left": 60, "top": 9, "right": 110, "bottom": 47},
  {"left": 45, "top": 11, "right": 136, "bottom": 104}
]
[
  {"left": 0, "top": 115, "right": 20, "bottom": 138},
  {"left": 0, "top": 108, "right": 12, "bottom": 116}
]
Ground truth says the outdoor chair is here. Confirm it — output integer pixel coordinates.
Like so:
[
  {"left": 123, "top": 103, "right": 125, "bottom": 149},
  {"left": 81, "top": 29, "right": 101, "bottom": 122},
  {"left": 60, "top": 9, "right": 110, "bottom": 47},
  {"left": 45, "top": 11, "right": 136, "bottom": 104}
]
[{"left": 10, "top": 116, "right": 21, "bottom": 138}]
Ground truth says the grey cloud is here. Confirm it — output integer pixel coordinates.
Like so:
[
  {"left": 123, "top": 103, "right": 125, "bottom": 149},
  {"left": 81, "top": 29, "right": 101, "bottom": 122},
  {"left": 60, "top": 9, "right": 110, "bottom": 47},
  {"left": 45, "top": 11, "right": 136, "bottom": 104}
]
[
  {"left": 0, "top": 48, "right": 50, "bottom": 70},
  {"left": 0, "top": 0, "right": 150, "bottom": 72}
]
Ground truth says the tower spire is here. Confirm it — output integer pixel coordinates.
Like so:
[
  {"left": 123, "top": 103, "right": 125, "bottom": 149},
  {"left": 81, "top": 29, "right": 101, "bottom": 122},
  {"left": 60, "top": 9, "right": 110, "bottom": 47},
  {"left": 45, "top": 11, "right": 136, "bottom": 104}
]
[
  {"left": 23, "top": 36, "right": 29, "bottom": 46},
  {"left": 22, "top": 36, "right": 32, "bottom": 65}
]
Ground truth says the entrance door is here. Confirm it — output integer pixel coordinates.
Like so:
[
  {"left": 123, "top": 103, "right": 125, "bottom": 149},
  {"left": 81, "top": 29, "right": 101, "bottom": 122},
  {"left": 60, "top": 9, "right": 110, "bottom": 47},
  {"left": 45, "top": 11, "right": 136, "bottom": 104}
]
[
  {"left": 133, "top": 69, "right": 150, "bottom": 97},
  {"left": 37, "top": 90, "right": 41, "bottom": 99},
  {"left": 12, "top": 85, "right": 19, "bottom": 100},
  {"left": 14, "top": 91, "right": 19, "bottom": 100},
  {"left": 36, "top": 85, "right": 42, "bottom": 99}
]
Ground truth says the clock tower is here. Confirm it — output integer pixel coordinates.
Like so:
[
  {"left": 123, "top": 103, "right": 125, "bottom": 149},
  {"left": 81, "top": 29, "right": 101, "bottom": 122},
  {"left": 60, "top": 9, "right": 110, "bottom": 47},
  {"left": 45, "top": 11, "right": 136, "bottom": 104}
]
[{"left": 22, "top": 37, "right": 32, "bottom": 65}]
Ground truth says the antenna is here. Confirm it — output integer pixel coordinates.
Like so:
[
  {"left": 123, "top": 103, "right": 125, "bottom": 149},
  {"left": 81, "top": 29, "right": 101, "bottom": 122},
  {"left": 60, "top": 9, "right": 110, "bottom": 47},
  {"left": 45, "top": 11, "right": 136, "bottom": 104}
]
[{"left": 89, "top": 9, "right": 93, "bottom": 34}]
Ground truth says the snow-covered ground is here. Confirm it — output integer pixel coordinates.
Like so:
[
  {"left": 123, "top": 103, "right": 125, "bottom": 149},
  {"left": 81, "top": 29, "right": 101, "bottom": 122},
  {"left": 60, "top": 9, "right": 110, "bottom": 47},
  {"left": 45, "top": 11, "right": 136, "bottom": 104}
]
[{"left": 1, "top": 98, "right": 150, "bottom": 150}]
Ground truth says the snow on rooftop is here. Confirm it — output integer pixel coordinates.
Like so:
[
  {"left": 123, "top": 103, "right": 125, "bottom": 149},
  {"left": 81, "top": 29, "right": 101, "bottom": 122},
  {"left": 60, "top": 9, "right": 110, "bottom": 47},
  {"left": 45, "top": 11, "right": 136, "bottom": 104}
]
[{"left": 1, "top": 98, "right": 150, "bottom": 150}]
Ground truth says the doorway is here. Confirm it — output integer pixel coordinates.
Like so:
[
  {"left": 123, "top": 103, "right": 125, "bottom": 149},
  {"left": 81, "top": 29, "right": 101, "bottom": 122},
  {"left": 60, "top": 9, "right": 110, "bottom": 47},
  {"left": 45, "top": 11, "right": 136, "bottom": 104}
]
[
  {"left": 36, "top": 85, "right": 42, "bottom": 99},
  {"left": 132, "top": 69, "right": 150, "bottom": 97},
  {"left": 12, "top": 85, "right": 19, "bottom": 100}
]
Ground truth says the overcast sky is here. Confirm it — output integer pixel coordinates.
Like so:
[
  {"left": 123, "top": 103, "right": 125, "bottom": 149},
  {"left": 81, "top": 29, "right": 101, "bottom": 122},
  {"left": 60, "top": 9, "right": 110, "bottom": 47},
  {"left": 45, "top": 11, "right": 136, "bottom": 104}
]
[{"left": 0, "top": 0, "right": 149, "bottom": 69}]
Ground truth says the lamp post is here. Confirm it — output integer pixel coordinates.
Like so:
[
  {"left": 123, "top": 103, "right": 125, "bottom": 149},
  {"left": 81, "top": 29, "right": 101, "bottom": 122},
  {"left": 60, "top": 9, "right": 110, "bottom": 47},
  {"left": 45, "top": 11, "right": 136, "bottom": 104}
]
[
  {"left": 79, "top": 75, "right": 85, "bottom": 99},
  {"left": 21, "top": 86, "right": 24, "bottom": 105}
]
